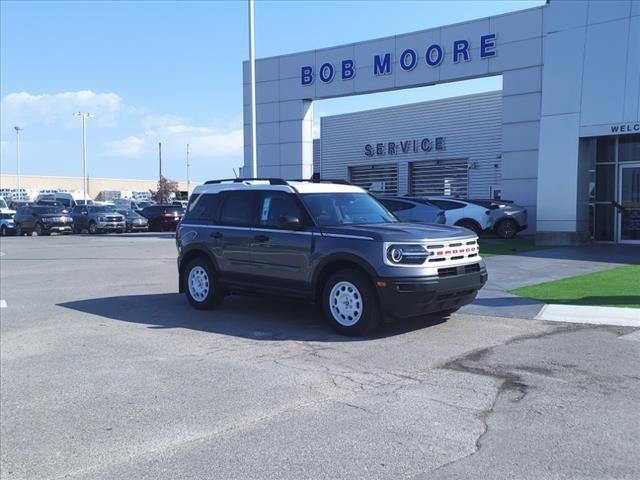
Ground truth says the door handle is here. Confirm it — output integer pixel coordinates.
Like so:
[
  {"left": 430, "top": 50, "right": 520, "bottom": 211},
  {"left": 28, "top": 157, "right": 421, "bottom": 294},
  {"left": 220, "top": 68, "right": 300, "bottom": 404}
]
[
  {"left": 210, "top": 231, "right": 223, "bottom": 239},
  {"left": 254, "top": 234, "right": 269, "bottom": 242}
]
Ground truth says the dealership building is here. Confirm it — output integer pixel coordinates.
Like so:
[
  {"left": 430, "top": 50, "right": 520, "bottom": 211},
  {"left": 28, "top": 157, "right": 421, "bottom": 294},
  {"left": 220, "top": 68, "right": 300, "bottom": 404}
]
[{"left": 242, "top": 0, "right": 640, "bottom": 244}]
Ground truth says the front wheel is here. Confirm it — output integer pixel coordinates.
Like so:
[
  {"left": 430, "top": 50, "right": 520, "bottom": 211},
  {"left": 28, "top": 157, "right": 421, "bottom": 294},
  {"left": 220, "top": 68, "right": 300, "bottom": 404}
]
[
  {"left": 495, "top": 218, "right": 518, "bottom": 239},
  {"left": 15, "top": 224, "right": 23, "bottom": 236},
  {"left": 88, "top": 222, "right": 98, "bottom": 234},
  {"left": 322, "top": 269, "right": 381, "bottom": 336},
  {"left": 184, "top": 258, "right": 224, "bottom": 310},
  {"left": 1, "top": 225, "right": 7, "bottom": 236},
  {"left": 34, "top": 223, "right": 47, "bottom": 236}
]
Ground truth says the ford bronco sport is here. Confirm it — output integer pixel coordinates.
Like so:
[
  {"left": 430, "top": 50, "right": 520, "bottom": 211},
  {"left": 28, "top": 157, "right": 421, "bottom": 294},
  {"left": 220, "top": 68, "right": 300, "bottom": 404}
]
[{"left": 177, "top": 178, "right": 487, "bottom": 336}]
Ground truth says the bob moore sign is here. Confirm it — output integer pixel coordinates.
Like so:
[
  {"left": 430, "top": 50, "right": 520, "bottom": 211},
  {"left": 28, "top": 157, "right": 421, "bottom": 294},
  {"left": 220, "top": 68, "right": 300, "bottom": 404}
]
[
  {"left": 365, "top": 136, "right": 446, "bottom": 157},
  {"left": 301, "top": 34, "right": 497, "bottom": 85}
]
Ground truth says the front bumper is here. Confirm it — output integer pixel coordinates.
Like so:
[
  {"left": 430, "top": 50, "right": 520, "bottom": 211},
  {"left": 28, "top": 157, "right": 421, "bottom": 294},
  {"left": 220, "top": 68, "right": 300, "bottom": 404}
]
[
  {"left": 44, "top": 223, "right": 73, "bottom": 233},
  {"left": 376, "top": 263, "right": 488, "bottom": 319},
  {"left": 97, "top": 221, "right": 126, "bottom": 230}
]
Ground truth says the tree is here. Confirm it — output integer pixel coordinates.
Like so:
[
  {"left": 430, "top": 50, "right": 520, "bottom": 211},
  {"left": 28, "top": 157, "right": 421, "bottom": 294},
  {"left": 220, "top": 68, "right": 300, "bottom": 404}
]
[{"left": 151, "top": 175, "right": 180, "bottom": 203}]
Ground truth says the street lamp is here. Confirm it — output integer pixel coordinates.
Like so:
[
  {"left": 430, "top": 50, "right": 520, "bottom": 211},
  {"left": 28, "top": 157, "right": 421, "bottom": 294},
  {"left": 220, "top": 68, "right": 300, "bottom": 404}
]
[
  {"left": 186, "top": 144, "right": 191, "bottom": 197},
  {"left": 73, "top": 112, "right": 93, "bottom": 203},
  {"left": 14, "top": 126, "right": 22, "bottom": 202}
]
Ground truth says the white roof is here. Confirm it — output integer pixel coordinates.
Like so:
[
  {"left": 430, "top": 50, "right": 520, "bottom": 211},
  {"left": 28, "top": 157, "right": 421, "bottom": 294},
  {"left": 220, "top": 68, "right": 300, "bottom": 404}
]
[{"left": 192, "top": 180, "right": 364, "bottom": 195}]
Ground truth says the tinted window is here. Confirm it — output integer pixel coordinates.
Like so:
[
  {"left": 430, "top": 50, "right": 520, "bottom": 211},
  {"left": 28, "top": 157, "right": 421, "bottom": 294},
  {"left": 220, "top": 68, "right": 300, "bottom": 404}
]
[
  {"left": 380, "top": 199, "right": 415, "bottom": 212},
  {"left": 218, "top": 191, "right": 257, "bottom": 226},
  {"left": 186, "top": 193, "right": 221, "bottom": 221},
  {"left": 258, "top": 191, "right": 305, "bottom": 228},
  {"left": 429, "top": 200, "right": 465, "bottom": 211},
  {"left": 301, "top": 193, "right": 396, "bottom": 226}
]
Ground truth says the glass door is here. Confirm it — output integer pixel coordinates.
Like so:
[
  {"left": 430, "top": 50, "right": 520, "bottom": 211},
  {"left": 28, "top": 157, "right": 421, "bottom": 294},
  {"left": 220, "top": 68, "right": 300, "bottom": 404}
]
[{"left": 617, "top": 163, "right": 640, "bottom": 243}]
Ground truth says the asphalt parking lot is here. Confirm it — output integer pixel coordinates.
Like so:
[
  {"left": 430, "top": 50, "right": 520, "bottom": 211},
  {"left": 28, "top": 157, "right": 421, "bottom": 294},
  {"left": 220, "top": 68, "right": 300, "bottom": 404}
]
[{"left": 1, "top": 234, "right": 639, "bottom": 480}]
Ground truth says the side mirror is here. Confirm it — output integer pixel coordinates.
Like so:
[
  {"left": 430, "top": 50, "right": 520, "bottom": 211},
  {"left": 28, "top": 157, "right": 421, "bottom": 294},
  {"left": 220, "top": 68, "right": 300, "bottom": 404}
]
[{"left": 278, "top": 215, "right": 302, "bottom": 230}]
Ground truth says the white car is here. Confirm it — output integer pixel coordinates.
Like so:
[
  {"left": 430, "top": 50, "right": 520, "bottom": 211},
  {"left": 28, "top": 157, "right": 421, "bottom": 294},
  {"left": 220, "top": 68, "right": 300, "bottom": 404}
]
[{"left": 414, "top": 196, "right": 492, "bottom": 235}]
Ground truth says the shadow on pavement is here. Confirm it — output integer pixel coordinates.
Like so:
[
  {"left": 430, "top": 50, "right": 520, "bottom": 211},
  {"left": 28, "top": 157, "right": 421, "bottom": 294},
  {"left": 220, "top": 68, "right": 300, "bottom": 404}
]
[{"left": 58, "top": 293, "right": 448, "bottom": 341}]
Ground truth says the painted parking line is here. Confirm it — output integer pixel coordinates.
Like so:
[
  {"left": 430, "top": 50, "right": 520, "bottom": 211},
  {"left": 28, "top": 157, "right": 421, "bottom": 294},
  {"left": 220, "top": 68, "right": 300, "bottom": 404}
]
[
  {"left": 536, "top": 304, "right": 640, "bottom": 328},
  {"left": 0, "top": 300, "right": 7, "bottom": 308}
]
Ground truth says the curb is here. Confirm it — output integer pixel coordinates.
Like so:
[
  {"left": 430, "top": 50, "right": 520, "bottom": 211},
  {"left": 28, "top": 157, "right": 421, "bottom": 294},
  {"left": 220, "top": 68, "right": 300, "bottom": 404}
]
[{"left": 535, "top": 304, "right": 640, "bottom": 327}]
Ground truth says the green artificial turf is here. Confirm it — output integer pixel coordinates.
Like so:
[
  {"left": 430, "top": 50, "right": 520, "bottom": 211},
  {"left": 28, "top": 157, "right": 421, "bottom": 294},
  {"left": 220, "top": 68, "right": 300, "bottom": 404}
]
[
  {"left": 479, "top": 237, "right": 550, "bottom": 257},
  {"left": 509, "top": 265, "right": 640, "bottom": 308}
]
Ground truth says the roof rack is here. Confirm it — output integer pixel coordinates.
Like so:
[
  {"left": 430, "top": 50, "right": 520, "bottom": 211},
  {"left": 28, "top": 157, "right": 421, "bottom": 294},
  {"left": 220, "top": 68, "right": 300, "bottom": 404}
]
[{"left": 204, "top": 178, "right": 288, "bottom": 185}]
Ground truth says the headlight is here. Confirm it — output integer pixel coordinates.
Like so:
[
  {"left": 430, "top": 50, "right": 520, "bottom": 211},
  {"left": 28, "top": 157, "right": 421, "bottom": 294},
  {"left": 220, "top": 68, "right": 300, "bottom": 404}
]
[{"left": 384, "top": 243, "right": 430, "bottom": 266}]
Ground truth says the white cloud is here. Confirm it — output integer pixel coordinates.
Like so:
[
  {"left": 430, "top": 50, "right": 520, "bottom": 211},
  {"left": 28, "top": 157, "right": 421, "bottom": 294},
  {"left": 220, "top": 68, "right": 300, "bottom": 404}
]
[
  {"left": 1, "top": 90, "right": 126, "bottom": 127},
  {"left": 104, "top": 124, "right": 243, "bottom": 159}
]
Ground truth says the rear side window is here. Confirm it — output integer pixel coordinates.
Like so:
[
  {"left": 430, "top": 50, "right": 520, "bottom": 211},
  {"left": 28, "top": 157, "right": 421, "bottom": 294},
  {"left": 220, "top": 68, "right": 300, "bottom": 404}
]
[
  {"left": 258, "top": 191, "right": 305, "bottom": 228},
  {"left": 429, "top": 200, "right": 465, "bottom": 211},
  {"left": 380, "top": 199, "right": 414, "bottom": 212},
  {"left": 185, "top": 194, "right": 221, "bottom": 223},
  {"left": 217, "top": 191, "right": 257, "bottom": 227}
]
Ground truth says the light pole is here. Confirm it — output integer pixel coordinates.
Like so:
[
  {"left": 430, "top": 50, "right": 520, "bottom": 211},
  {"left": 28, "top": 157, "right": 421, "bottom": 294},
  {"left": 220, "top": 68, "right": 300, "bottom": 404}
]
[
  {"left": 73, "top": 112, "right": 92, "bottom": 203},
  {"left": 248, "top": 0, "right": 257, "bottom": 177},
  {"left": 186, "top": 144, "right": 191, "bottom": 197},
  {"left": 14, "top": 126, "right": 22, "bottom": 201}
]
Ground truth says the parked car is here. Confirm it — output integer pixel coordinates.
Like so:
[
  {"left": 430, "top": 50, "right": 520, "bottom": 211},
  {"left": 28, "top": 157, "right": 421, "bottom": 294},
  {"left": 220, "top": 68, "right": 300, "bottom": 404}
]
[
  {"left": 133, "top": 201, "right": 155, "bottom": 214},
  {"left": 117, "top": 209, "right": 149, "bottom": 232},
  {"left": 176, "top": 178, "right": 487, "bottom": 336},
  {"left": 70, "top": 205, "right": 126, "bottom": 234},
  {"left": 412, "top": 196, "right": 492, "bottom": 235},
  {"left": 0, "top": 212, "right": 16, "bottom": 236},
  {"left": 35, "top": 192, "right": 89, "bottom": 209},
  {"left": 463, "top": 199, "right": 528, "bottom": 239},
  {"left": 172, "top": 200, "right": 188, "bottom": 209},
  {"left": 377, "top": 196, "right": 445, "bottom": 225},
  {"left": 14, "top": 205, "right": 74, "bottom": 236},
  {"left": 113, "top": 199, "right": 141, "bottom": 210},
  {"left": 141, "top": 205, "right": 184, "bottom": 231}
]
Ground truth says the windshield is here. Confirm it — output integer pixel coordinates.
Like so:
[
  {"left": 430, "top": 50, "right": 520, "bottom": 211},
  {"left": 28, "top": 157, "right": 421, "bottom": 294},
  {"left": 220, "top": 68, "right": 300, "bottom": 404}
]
[
  {"left": 301, "top": 193, "right": 396, "bottom": 226},
  {"left": 92, "top": 205, "right": 116, "bottom": 212},
  {"left": 0, "top": 198, "right": 7, "bottom": 209}
]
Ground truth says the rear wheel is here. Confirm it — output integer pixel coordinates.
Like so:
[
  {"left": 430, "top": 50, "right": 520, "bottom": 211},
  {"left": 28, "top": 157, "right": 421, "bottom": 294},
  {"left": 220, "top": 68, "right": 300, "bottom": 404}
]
[
  {"left": 495, "top": 218, "right": 518, "bottom": 239},
  {"left": 322, "top": 269, "right": 381, "bottom": 336},
  {"left": 34, "top": 223, "right": 47, "bottom": 236},
  {"left": 1, "top": 225, "right": 7, "bottom": 236},
  {"left": 15, "top": 223, "right": 23, "bottom": 236},
  {"left": 88, "top": 222, "right": 98, "bottom": 234},
  {"left": 184, "top": 258, "right": 224, "bottom": 310},
  {"left": 455, "top": 219, "right": 481, "bottom": 236}
]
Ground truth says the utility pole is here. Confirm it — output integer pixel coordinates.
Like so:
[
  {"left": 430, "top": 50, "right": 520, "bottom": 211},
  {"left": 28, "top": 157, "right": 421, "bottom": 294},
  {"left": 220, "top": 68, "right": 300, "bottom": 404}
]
[
  {"left": 186, "top": 144, "right": 191, "bottom": 197},
  {"left": 248, "top": 0, "right": 257, "bottom": 177},
  {"left": 73, "top": 112, "right": 92, "bottom": 204},
  {"left": 158, "top": 142, "right": 163, "bottom": 203},
  {"left": 14, "top": 126, "right": 22, "bottom": 202}
]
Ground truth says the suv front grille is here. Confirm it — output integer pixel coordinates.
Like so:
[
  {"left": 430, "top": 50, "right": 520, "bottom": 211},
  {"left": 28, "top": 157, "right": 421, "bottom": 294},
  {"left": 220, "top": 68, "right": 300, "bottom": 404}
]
[{"left": 427, "top": 239, "right": 479, "bottom": 263}]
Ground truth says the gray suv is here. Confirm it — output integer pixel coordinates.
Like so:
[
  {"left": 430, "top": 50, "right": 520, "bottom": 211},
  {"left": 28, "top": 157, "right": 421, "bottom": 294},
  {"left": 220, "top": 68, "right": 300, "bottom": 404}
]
[{"left": 177, "top": 179, "right": 487, "bottom": 336}]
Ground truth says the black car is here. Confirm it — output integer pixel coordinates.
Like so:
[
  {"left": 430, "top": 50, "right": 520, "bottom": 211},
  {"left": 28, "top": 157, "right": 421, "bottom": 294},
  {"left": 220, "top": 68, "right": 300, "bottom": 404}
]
[
  {"left": 176, "top": 178, "right": 487, "bottom": 336},
  {"left": 14, "top": 205, "right": 74, "bottom": 236},
  {"left": 140, "top": 205, "right": 184, "bottom": 231},
  {"left": 117, "top": 209, "right": 149, "bottom": 232}
]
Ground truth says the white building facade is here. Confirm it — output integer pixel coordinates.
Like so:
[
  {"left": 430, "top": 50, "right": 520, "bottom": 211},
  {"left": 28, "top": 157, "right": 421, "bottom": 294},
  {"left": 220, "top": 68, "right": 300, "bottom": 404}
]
[{"left": 243, "top": 0, "right": 640, "bottom": 244}]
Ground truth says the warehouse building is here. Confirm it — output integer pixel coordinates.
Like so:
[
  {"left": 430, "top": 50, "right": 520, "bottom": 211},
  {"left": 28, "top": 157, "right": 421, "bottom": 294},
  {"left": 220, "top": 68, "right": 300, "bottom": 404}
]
[{"left": 242, "top": 0, "right": 639, "bottom": 244}]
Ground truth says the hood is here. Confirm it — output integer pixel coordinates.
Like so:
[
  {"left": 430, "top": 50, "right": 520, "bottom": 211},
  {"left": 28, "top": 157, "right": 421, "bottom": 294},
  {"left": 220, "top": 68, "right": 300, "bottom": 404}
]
[
  {"left": 40, "top": 212, "right": 71, "bottom": 219},
  {"left": 320, "top": 222, "right": 475, "bottom": 242}
]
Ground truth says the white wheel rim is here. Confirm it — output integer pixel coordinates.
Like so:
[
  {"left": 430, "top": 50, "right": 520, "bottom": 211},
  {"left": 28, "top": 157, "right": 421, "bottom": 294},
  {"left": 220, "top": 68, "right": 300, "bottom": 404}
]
[
  {"left": 329, "top": 281, "right": 363, "bottom": 327},
  {"left": 188, "top": 266, "right": 210, "bottom": 302}
]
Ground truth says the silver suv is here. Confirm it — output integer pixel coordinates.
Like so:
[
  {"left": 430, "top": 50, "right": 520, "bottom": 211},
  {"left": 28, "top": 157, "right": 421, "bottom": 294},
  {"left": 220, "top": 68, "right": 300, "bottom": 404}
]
[{"left": 177, "top": 178, "right": 487, "bottom": 336}]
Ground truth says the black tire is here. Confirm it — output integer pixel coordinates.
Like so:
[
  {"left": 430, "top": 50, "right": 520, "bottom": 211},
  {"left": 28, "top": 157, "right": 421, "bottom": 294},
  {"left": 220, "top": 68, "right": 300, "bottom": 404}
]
[
  {"left": 495, "top": 218, "right": 518, "bottom": 239},
  {"left": 34, "top": 223, "right": 47, "bottom": 236},
  {"left": 183, "top": 257, "right": 224, "bottom": 310},
  {"left": 322, "top": 269, "right": 381, "bottom": 336},
  {"left": 455, "top": 219, "right": 481, "bottom": 236},
  {"left": 1, "top": 225, "right": 7, "bottom": 237},
  {"left": 15, "top": 223, "right": 23, "bottom": 236},
  {"left": 88, "top": 222, "right": 98, "bottom": 234}
]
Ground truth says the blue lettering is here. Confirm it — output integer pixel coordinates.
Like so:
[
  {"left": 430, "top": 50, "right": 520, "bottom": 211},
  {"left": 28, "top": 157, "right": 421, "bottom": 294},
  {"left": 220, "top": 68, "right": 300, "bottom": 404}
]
[
  {"left": 301, "top": 66, "right": 313, "bottom": 86},
  {"left": 364, "top": 144, "right": 373, "bottom": 157},
  {"left": 376, "top": 143, "right": 385, "bottom": 155},
  {"left": 611, "top": 125, "right": 620, "bottom": 133},
  {"left": 453, "top": 40, "right": 470, "bottom": 63},
  {"left": 400, "top": 141, "right": 410, "bottom": 153},
  {"left": 374, "top": 53, "right": 391, "bottom": 75},
  {"left": 388, "top": 142, "right": 396, "bottom": 155},
  {"left": 399, "top": 48, "right": 417, "bottom": 71},
  {"left": 341, "top": 59, "right": 355, "bottom": 80},
  {"left": 319, "top": 62, "right": 335, "bottom": 83},
  {"left": 480, "top": 34, "right": 496, "bottom": 59},
  {"left": 421, "top": 138, "right": 432, "bottom": 152},
  {"left": 435, "top": 137, "right": 445, "bottom": 150},
  {"left": 425, "top": 44, "right": 443, "bottom": 67}
]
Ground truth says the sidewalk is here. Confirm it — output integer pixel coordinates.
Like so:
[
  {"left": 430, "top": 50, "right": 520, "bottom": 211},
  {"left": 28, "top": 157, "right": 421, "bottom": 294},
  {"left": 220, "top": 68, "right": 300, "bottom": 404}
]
[{"left": 461, "top": 244, "right": 640, "bottom": 319}]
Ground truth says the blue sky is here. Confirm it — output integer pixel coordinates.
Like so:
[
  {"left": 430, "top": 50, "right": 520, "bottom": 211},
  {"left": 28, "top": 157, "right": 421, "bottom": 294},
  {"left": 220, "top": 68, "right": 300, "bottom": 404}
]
[{"left": 1, "top": 0, "right": 543, "bottom": 182}]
